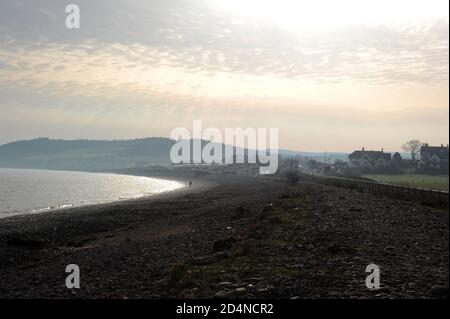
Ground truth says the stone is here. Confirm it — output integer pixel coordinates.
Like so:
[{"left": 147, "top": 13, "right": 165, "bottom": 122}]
[
  {"left": 214, "top": 290, "right": 231, "bottom": 298},
  {"left": 235, "top": 287, "right": 247, "bottom": 294},
  {"left": 217, "top": 282, "right": 233, "bottom": 287},
  {"left": 213, "top": 237, "right": 236, "bottom": 252},
  {"left": 431, "top": 286, "right": 449, "bottom": 297}
]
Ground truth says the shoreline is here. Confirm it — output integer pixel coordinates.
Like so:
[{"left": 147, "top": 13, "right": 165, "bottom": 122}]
[
  {"left": 0, "top": 171, "right": 448, "bottom": 299},
  {"left": 0, "top": 168, "right": 215, "bottom": 221}
]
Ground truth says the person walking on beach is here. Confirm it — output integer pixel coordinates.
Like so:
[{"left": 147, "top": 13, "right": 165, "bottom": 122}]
[{"left": 189, "top": 181, "right": 192, "bottom": 187}]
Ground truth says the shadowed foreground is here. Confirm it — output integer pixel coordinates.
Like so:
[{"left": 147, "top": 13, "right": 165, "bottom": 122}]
[{"left": 0, "top": 174, "right": 448, "bottom": 299}]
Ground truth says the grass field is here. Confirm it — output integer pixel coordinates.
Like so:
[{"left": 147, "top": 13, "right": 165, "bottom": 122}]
[{"left": 363, "top": 174, "right": 449, "bottom": 192}]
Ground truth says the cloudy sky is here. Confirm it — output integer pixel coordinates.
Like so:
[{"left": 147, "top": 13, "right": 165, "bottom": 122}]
[{"left": 0, "top": 0, "right": 448, "bottom": 151}]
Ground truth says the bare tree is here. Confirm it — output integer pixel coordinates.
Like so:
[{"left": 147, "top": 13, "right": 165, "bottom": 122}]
[{"left": 402, "top": 139, "right": 422, "bottom": 162}]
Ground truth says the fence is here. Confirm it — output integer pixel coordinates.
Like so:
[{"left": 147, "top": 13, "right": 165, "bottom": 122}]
[{"left": 299, "top": 173, "right": 449, "bottom": 209}]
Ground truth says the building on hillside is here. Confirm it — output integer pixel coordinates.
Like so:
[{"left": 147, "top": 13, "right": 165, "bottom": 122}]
[
  {"left": 348, "top": 148, "right": 392, "bottom": 170},
  {"left": 418, "top": 144, "right": 449, "bottom": 172}
]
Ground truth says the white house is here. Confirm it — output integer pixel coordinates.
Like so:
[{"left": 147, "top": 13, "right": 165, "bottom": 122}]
[
  {"left": 348, "top": 148, "right": 392, "bottom": 170},
  {"left": 418, "top": 144, "right": 449, "bottom": 171}
]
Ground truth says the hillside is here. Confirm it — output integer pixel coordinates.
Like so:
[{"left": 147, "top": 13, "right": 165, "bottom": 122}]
[
  {"left": 0, "top": 137, "right": 261, "bottom": 171},
  {"left": 0, "top": 137, "right": 175, "bottom": 170},
  {"left": 0, "top": 137, "right": 352, "bottom": 171}
]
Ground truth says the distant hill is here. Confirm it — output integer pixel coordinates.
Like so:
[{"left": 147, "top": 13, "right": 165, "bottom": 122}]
[
  {"left": 0, "top": 137, "right": 354, "bottom": 171},
  {"left": 0, "top": 137, "right": 175, "bottom": 170},
  {"left": 0, "top": 137, "right": 267, "bottom": 171}
]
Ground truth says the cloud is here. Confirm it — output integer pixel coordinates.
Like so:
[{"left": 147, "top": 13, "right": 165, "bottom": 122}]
[
  {"left": 0, "top": 0, "right": 448, "bottom": 86},
  {"left": 0, "top": 0, "right": 448, "bottom": 149}
]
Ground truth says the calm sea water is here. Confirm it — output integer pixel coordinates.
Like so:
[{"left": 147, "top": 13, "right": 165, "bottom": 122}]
[{"left": 0, "top": 168, "right": 184, "bottom": 218}]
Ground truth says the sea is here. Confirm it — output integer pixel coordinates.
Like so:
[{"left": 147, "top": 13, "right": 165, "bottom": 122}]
[{"left": 0, "top": 168, "right": 184, "bottom": 218}]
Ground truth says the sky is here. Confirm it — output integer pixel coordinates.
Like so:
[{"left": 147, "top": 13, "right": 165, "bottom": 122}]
[{"left": 0, "top": 0, "right": 448, "bottom": 152}]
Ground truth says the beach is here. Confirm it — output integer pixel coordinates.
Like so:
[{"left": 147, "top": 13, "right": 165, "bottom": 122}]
[{"left": 0, "top": 171, "right": 448, "bottom": 299}]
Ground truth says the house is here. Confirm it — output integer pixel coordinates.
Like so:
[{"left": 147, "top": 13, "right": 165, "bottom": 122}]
[
  {"left": 392, "top": 152, "right": 402, "bottom": 169},
  {"left": 418, "top": 144, "right": 449, "bottom": 171},
  {"left": 348, "top": 148, "right": 392, "bottom": 171},
  {"left": 331, "top": 159, "right": 355, "bottom": 176}
]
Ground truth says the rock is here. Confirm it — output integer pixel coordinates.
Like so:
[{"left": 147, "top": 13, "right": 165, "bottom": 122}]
[
  {"left": 7, "top": 237, "right": 47, "bottom": 249},
  {"left": 214, "top": 290, "right": 231, "bottom": 298},
  {"left": 248, "top": 277, "right": 264, "bottom": 281},
  {"left": 213, "top": 237, "right": 236, "bottom": 252},
  {"left": 217, "top": 282, "right": 233, "bottom": 287},
  {"left": 235, "top": 287, "right": 247, "bottom": 294},
  {"left": 327, "top": 244, "right": 342, "bottom": 254},
  {"left": 257, "top": 288, "right": 268, "bottom": 293},
  {"left": 231, "top": 206, "right": 247, "bottom": 220},
  {"left": 431, "top": 286, "right": 449, "bottom": 297},
  {"left": 213, "top": 251, "right": 230, "bottom": 260},
  {"left": 370, "top": 287, "right": 390, "bottom": 294},
  {"left": 189, "top": 256, "right": 215, "bottom": 266}
]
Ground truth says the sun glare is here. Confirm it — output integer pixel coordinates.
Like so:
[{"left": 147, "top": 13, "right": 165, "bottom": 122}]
[{"left": 216, "top": 0, "right": 449, "bottom": 29}]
